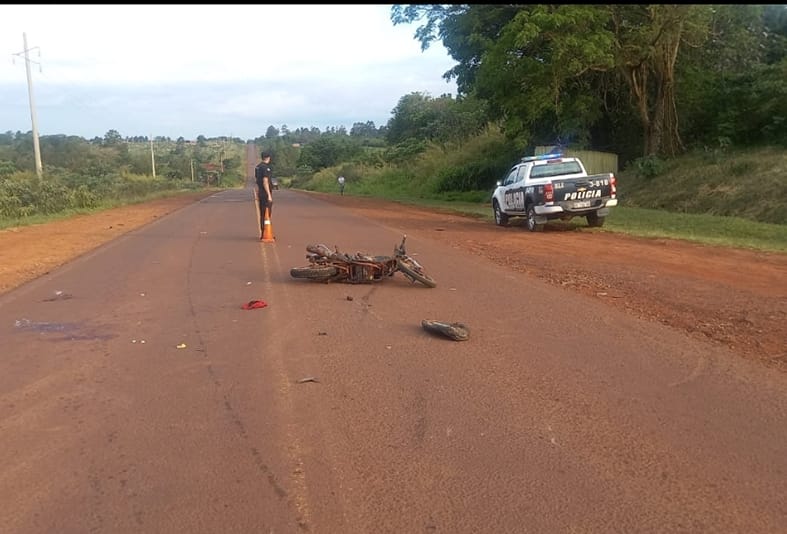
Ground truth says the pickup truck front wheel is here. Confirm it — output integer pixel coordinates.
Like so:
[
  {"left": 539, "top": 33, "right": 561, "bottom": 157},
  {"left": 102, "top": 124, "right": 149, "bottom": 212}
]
[
  {"left": 493, "top": 200, "right": 509, "bottom": 227},
  {"left": 526, "top": 206, "right": 544, "bottom": 232}
]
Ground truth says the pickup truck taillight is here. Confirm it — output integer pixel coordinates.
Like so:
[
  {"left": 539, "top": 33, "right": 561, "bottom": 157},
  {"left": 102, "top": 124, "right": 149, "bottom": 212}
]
[
  {"left": 544, "top": 183, "right": 554, "bottom": 202},
  {"left": 610, "top": 175, "right": 617, "bottom": 199}
]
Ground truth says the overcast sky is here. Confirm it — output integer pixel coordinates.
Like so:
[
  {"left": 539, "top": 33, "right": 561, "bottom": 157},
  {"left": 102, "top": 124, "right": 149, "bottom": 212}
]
[{"left": 0, "top": 4, "right": 458, "bottom": 140}]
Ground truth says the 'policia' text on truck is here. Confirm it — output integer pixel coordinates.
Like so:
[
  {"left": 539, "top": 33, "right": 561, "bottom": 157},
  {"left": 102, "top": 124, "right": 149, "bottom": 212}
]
[{"left": 491, "top": 153, "right": 618, "bottom": 232}]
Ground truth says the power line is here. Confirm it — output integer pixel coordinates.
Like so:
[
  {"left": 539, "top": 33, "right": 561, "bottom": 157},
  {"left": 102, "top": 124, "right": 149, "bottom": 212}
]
[{"left": 12, "top": 33, "right": 43, "bottom": 179}]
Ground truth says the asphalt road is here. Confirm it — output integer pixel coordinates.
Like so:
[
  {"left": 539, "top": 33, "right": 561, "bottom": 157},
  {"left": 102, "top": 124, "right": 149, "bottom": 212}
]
[{"left": 1, "top": 179, "right": 785, "bottom": 533}]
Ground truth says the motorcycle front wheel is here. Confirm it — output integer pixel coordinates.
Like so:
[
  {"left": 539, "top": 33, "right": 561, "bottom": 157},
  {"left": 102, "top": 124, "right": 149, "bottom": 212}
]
[
  {"left": 396, "top": 259, "right": 437, "bottom": 288},
  {"left": 290, "top": 265, "right": 339, "bottom": 282}
]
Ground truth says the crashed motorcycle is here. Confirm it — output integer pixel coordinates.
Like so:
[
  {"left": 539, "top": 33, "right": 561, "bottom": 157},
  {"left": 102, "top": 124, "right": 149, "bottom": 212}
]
[{"left": 290, "top": 234, "right": 436, "bottom": 288}]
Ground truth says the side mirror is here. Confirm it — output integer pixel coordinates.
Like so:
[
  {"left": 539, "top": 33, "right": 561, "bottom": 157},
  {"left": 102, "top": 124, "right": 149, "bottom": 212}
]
[{"left": 495, "top": 180, "right": 502, "bottom": 187}]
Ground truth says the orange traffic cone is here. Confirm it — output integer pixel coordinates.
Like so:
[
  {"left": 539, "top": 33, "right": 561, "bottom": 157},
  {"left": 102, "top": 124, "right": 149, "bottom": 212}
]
[{"left": 261, "top": 207, "right": 275, "bottom": 242}]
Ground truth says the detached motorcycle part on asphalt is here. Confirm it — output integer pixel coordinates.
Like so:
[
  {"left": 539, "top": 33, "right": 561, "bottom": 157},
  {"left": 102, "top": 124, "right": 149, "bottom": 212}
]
[{"left": 421, "top": 320, "right": 470, "bottom": 341}]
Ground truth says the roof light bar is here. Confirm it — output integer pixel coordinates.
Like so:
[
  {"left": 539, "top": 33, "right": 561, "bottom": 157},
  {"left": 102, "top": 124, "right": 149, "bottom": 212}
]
[{"left": 521, "top": 152, "right": 563, "bottom": 163}]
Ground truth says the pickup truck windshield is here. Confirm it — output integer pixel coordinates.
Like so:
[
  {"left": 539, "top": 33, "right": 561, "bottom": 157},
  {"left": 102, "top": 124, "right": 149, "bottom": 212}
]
[{"left": 530, "top": 161, "right": 583, "bottom": 179}]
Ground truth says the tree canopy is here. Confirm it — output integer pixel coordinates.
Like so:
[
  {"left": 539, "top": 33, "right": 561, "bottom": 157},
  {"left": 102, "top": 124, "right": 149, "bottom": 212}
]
[{"left": 392, "top": 4, "right": 781, "bottom": 157}]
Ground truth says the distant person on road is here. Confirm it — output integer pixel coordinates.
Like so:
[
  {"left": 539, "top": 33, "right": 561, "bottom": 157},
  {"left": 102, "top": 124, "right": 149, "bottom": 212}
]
[
  {"left": 338, "top": 175, "right": 345, "bottom": 196},
  {"left": 255, "top": 151, "right": 273, "bottom": 239}
]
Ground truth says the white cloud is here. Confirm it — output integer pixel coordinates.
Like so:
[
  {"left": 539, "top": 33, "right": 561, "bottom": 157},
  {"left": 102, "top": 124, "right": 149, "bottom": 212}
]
[{"left": 0, "top": 4, "right": 457, "bottom": 138}]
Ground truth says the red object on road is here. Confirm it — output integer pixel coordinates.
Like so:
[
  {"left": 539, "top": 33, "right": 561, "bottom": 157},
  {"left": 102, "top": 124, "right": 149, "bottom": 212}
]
[{"left": 241, "top": 300, "right": 268, "bottom": 310}]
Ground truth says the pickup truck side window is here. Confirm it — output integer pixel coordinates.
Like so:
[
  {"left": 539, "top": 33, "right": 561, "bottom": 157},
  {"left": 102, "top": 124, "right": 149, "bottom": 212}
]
[
  {"left": 530, "top": 161, "right": 583, "bottom": 179},
  {"left": 503, "top": 168, "right": 518, "bottom": 186},
  {"left": 517, "top": 166, "right": 528, "bottom": 182}
]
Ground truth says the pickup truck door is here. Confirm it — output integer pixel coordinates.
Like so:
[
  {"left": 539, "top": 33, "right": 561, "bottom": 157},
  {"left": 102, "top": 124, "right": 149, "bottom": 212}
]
[{"left": 502, "top": 165, "right": 527, "bottom": 212}]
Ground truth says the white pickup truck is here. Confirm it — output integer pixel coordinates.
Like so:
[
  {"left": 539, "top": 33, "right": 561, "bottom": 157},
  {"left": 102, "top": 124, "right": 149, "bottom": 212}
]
[{"left": 491, "top": 153, "right": 618, "bottom": 231}]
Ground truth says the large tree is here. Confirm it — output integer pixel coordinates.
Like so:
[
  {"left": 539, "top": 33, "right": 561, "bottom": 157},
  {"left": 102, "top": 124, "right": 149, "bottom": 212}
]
[
  {"left": 386, "top": 91, "right": 489, "bottom": 147},
  {"left": 392, "top": 4, "right": 734, "bottom": 157},
  {"left": 609, "top": 5, "right": 715, "bottom": 156}
]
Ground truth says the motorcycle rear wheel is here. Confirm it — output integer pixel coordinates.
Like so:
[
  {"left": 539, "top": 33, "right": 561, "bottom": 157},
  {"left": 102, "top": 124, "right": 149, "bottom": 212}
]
[
  {"left": 290, "top": 265, "right": 339, "bottom": 282},
  {"left": 396, "top": 259, "right": 437, "bottom": 288}
]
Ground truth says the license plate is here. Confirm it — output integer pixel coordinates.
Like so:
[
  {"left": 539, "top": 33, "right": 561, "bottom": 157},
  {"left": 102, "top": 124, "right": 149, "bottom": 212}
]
[{"left": 573, "top": 200, "right": 591, "bottom": 209}]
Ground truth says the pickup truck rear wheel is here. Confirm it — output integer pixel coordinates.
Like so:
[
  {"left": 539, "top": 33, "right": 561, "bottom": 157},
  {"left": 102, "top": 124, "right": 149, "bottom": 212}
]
[
  {"left": 526, "top": 206, "right": 544, "bottom": 232},
  {"left": 493, "top": 200, "right": 509, "bottom": 227},
  {"left": 586, "top": 212, "right": 605, "bottom": 227}
]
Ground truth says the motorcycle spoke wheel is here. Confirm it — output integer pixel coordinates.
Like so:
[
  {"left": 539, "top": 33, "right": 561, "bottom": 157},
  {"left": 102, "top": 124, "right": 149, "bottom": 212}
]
[
  {"left": 396, "top": 259, "right": 437, "bottom": 288},
  {"left": 290, "top": 265, "right": 339, "bottom": 282}
]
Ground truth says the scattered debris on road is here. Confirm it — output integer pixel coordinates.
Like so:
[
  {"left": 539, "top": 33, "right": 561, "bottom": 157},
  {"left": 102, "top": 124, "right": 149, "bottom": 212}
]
[
  {"left": 422, "top": 320, "right": 470, "bottom": 341},
  {"left": 43, "top": 290, "right": 73, "bottom": 302},
  {"left": 241, "top": 300, "right": 268, "bottom": 310}
]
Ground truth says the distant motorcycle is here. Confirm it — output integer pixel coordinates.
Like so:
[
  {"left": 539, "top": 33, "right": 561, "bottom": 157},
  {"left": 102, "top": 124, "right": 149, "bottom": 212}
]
[{"left": 290, "top": 234, "right": 436, "bottom": 288}]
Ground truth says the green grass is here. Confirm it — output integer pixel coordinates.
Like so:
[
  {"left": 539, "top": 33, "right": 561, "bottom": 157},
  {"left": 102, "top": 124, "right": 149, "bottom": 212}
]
[
  {"left": 6, "top": 138, "right": 783, "bottom": 254},
  {"left": 600, "top": 206, "right": 787, "bottom": 251},
  {"left": 0, "top": 187, "right": 218, "bottom": 231},
  {"left": 619, "top": 146, "right": 787, "bottom": 225},
  {"left": 317, "top": 193, "right": 787, "bottom": 254},
  {"left": 292, "top": 141, "right": 787, "bottom": 254}
]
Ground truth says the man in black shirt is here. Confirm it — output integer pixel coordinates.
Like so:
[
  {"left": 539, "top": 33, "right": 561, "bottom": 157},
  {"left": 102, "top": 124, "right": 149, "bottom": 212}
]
[{"left": 254, "top": 151, "right": 273, "bottom": 239}]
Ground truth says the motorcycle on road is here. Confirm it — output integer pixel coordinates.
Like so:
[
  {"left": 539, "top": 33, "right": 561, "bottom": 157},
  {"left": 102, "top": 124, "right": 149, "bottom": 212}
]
[{"left": 290, "top": 234, "right": 436, "bottom": 288}]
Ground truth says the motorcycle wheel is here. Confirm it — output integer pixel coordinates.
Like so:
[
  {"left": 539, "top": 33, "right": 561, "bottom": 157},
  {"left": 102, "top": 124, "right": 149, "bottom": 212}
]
[
  {"left": 290, "top": 265, "right": 339, "bottom": 282},
  {"left": 396, "top": 259, "right": 437, "bottom": 288}
]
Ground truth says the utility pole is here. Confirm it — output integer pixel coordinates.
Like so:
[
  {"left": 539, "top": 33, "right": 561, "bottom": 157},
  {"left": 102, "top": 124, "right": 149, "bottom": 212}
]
[
  {"left": 190, "top": 158, "right": 194, "bottom": 182},
  {"left": 150, "top": 136, "right": 156, "bottom": 178},
  {"left": 13, "top": 33, "right": 43, "bottom": 179}
]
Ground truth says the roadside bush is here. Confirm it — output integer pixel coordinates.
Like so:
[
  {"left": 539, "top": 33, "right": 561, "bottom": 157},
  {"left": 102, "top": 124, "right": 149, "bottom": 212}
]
[
  {"left": 633, "top": 155, "right": 667, "bottom": 179},
  {"left": 69, "top": 184, "right": 99, "bottom": 208},
  {"left": 49, "top": 167, "right": 117, "bottom": 197},
  {"left": 0, "top": 160, "right": 16, "bottom": 177},
  {"left": 383, "top": 139, "right": 428, "bottom": 163},
  {"left": 36, "top": 180, "right": 71, "bottom": 214},
  {"left": 0, "top": 172, "right": 69, "bottom": 216},
  {"left": 0, "top": 192, "right": 23, "bottom": 217},
  {"left": 115, "top": 174, "right": 173, "bottom": 198},
  {"left": 0, "top": 174, "right": 38, "bottom": 213},
  {"left": 434, "top": 160, "right": 512, "bottom": 192}
]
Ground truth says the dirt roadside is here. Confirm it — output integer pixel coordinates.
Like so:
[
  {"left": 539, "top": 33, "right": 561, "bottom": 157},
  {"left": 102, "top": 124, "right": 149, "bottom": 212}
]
[
  {"left": 1, "top": 190, "right": 785, "bottom": 372},
  {"left": 0, "top": 192, "right": 215, "bottom": 296}
]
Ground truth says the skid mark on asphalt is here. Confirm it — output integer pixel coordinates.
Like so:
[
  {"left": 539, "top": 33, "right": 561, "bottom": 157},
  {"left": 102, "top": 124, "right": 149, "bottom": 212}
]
[
  {"left": 184, "top": 231, "right": 303, "bottom": 526},
  {"left": 669, "top": 353, "right": 709, "bottom": 388},
  {"left": 266, "top": 246, "right": 380, "bottom": 531},
  {"left": 359, "top": 286, "right": 383, "bottom": 321},
  {"left": 223, "top": 394, "right": 288, "bottom": 500},
  {"left": 412, "top": 391, "right": 428, "bottom": 447},
  {"left": 258, "top": 243, "right": 313, "bottom": 531},
  {"left": 13, "top": 318, "right": 116, "bottom": 342}
]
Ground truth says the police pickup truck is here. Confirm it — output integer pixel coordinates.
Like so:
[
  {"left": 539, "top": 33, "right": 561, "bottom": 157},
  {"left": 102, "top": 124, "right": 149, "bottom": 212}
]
[{"left": 491, "top": 153, "right": 618, "bottom": 231}]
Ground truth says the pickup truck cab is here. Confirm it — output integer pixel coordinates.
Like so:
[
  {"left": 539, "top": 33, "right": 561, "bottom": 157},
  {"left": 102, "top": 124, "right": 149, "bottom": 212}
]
[{"left": 491, "top": 153, "right": 618, "bottom": 231}]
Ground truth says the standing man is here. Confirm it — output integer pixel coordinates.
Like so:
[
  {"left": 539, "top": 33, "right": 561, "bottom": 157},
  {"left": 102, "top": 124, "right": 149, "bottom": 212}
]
[
  {"left": 337, "top": 175, "right": 345, "bottom": 196},
  {"left": 255, "top": 151, "right": 273, "bottom": 240}
]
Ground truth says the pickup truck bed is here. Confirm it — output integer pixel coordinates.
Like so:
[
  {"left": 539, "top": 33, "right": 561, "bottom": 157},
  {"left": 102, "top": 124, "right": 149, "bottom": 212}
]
[{"left": 491, "top": 153, "right": 618, "bottom": 231}]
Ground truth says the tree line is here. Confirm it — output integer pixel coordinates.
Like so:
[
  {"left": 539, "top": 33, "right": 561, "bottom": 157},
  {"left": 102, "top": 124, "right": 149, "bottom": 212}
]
[
  {"left": 255, "top": 4, "right": 786, "bottom": 178},
  {"left": 2, "top": 4, "right": 784, "bottom": 196},
  {"left": 388, "top": 4, "right": 787, "bottom": 164}
]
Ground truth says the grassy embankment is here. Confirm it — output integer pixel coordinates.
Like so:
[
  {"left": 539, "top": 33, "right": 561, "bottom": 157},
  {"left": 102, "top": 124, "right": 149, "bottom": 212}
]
[
  {"left": 295, "top": 138, "right": 787, "bottom": 254},
  {"left": 0, "top": 139, "right": 245, "bottom": 231}
]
